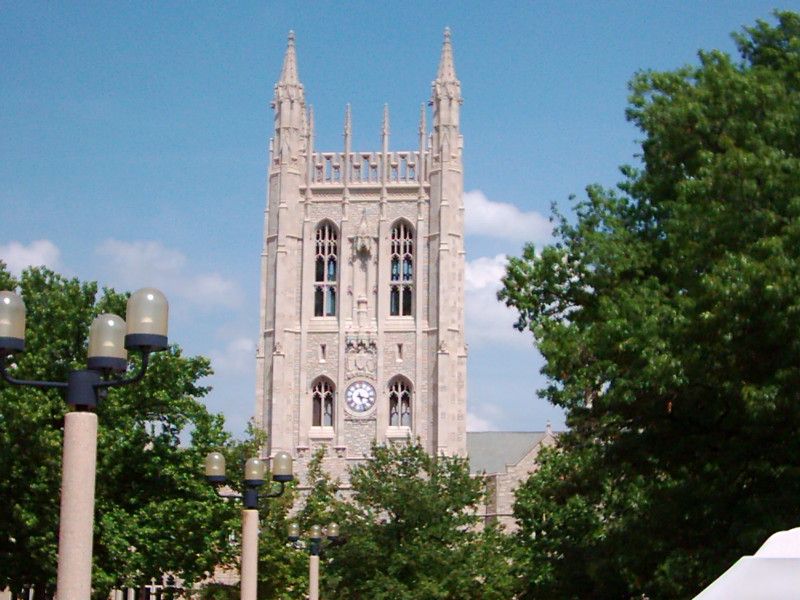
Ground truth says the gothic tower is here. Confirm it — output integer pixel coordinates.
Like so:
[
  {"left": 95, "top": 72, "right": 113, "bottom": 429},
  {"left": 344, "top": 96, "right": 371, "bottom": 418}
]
[{"left": 256, "top": 30, "right": 467, "bottom": 485}]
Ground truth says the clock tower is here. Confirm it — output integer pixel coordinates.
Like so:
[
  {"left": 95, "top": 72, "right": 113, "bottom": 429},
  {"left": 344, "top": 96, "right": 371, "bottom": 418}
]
[{"left": 255, "top": 29, "right": 467, "bottom": 486}]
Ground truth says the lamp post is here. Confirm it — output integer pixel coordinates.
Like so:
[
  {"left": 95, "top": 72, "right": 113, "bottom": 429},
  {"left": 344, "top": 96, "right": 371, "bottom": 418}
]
[
  {"left": 0, "top": 288, "right": 169, "bottom": 600},
  {"left": 287, "top": 521, "right": 340, "bottom": 600},
  {"left": 205, "top": 451, "right": 293, "bottom": 600}
]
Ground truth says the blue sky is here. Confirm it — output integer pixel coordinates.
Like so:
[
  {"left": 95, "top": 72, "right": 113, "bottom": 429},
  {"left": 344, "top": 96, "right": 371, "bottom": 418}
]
[{"left": 2, "top": 1, "right": 797, "bottom": 436}]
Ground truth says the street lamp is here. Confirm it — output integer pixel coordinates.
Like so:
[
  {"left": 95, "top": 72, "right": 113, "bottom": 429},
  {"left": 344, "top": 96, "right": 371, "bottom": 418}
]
[
  {"left": 205, "top": 451, "right": 293, "bottom": 600},
  {"left": 0, "top": 287, "right": 169, "bottom": 600},
  {"left": 287, "top": 521, "right": 340, "bottom": 600}
]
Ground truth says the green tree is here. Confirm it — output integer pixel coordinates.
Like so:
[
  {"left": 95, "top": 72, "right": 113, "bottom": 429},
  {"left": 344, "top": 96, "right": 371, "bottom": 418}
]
[
  {"left": 0, "top": 265, "right": 240, "bottom": 598},
  {"left": 500, "top": 11, "right": 800, "bottom": 599},
  {"left": 322, "top": 441, "right": 518, "bottom": 600},
  {"left": 195, "top": 426, "right": 309, "bottom": 600},
  {"left": 254, "top": 448, "right": 341, "bottom": 600}
]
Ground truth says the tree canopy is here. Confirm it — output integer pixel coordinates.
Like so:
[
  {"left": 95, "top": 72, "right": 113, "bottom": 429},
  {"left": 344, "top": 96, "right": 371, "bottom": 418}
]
[
  {"left": 500, "top": 11, "right": 800, "bottom": 599},
  {"left": 0, "top": 265, "right": 240, "bottom": 598},
  {"left": 321, "top": 441, "right": 517, "bottom": 600}
]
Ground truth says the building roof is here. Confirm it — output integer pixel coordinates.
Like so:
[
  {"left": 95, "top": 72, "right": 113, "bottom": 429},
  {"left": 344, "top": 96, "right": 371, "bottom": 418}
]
[{"left": 466, "top": 431, "right": 549, "bottom": 475}]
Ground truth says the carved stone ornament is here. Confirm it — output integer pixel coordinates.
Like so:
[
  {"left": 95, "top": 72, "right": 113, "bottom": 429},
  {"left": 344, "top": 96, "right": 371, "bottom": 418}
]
[
  {"left": 345, "top": 334, "right": 377, "bottom": 379},
  {"left": 351, "top": 209, "right": 374, "bottom": 260}
]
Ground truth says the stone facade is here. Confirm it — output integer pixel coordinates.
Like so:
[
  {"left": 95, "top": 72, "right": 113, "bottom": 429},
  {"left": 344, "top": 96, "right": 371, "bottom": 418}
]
[{"left": 256, "top": 30, "right": 467, "bottom": 487}]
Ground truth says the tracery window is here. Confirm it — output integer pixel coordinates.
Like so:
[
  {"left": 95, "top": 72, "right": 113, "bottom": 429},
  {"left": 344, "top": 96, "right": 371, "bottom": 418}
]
[
  {"left": 312, "top": 378, "right": 334, "bottom": 427},
  {"left": 389, "top": 221, "right": 414, "bottom": 316},
  {"left": 314, "top": 222, "right": 338, "bottom": 317},
  {"left": 388, "top": 377, "right": 412, "bottom": 427}
]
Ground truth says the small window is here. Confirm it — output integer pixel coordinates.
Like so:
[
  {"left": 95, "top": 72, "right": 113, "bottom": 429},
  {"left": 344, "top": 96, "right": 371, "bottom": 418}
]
[
  {"left": 314, "top": 223, "right": 338, "bottom": 316},
  {"left": 397, "top": 343, "right": 403, "bottom": 362},
  {"left": 320, "top": 344, "right": 327, "bottom": 362},
  {"left": 389, "top": 378, "right": 412, "bottom": 427},
  {"left": 312, "top": 378, "right": 334, "bottom": 427}
]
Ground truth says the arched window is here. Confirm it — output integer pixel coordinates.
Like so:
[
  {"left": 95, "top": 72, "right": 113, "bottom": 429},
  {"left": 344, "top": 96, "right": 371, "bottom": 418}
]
[
  {"left": 314, "top": 222, "right": 338, "bottom": 317},
  {"left": 389, "top": 221, "right": 413, "bottom": 316},
  {"left": 388, "top": 378, "right": 412, "bottom": 427},
  {"left": 312, "top": 378, "right": 335, "bottom": 427}
]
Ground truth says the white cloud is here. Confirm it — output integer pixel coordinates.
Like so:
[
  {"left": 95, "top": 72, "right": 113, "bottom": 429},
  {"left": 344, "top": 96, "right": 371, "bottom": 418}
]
[
  {"left": 465, "top": 254, "right": 507, "bottom": 292},
  {"left": 465, "top": 254, "right": 529, "bottom": 347},
  {"left": 464, "top": 190, "right": 551, "bottom": 244},
  {"left": 467, "top": 412, "right": 493, "bottom": 431},
  {"left": 209, "top": 336, "right": 256, "bottom": 376},
  {"left": 0, "top": 240, "right": 61, "bottom": 276},
  {"left": 95, "top": 239, "right": 243, "bottom": 309}
]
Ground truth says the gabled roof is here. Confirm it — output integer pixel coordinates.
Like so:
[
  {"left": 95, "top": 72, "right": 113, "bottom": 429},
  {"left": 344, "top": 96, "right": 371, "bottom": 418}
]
[{"left": 466, "top": 431, "right": 549, "bottom": 475}]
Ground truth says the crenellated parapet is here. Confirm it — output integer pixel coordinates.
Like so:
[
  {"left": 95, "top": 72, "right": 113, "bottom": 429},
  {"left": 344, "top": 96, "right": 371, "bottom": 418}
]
[{"left": 307, "top": 150, "right": 429, "bottom": 187}]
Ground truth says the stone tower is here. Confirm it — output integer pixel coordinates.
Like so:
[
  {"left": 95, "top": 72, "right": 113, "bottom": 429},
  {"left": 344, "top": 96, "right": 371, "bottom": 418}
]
[{"left": 255, "top": 29, "right": 466, "bottom": 485}]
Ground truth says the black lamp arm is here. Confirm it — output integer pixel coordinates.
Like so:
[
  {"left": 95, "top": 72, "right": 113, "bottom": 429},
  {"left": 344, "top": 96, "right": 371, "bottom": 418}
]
[
  {"left": 95, "top": 351, "right": 151, "bottom": 389},
  {"left": 261, "top": 480, "right": 287, "bottom": 499},
  {"left": 212, "top": 486, "right": 243, "bottom": 501},
  {"left": 0, "top": 355, "right": 68, "bottom": 389},
  {"left": 0, "top": 350, "right": 151, "bottom": 391}
]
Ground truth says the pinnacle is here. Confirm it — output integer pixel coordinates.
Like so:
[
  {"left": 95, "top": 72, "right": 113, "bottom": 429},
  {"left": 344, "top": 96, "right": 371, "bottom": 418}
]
[
  {"left": 437, "top": 26, "right": 457, "bottom": 82},
  {"left": 278, "top": 30, "right": 299, "bottom": 85},
  {"left": 382, "top": 103, "right": 390, "bottom": 136},
  {"left": 344, "top": 103, "right": 352, "bottom": 134}
]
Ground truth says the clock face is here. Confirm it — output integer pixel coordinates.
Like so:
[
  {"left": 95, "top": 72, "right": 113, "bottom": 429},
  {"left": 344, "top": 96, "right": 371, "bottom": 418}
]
[{"left": 345, "top": 381, "right": 376, "bottom": 413}]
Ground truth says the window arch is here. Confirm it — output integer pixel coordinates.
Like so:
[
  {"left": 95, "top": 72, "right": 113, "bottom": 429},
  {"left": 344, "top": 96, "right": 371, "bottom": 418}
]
[
  {"left": 312, "top": 377, "right": 335, "bottom": 427},
  {"left": 388, "top": 377, "right": 412, "bottom": 427},
  {"left": 314, "top": 222, "right": 338, "bottom": 317},
  {"left": 389, "top": 220, "right": 414, "bottom": 316}
]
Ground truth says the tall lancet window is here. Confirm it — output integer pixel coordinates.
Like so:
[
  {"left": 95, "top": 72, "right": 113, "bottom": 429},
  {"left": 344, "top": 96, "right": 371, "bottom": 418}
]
[
  {"left": 312, "top": 378, "right": 334, "bottom": 427},
  {"left": 388, "top": 377, "right": 412, "bottom": 427},
  {"left": 389, "top": 221, "right": 414, "bottom": 316},
  {"left": 314, "top": 222, "right": 338, "bottom": 317}
]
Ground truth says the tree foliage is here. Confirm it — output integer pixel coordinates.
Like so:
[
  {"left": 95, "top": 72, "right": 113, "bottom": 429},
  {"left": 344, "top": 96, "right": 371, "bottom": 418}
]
[
  {"left": 322, "top": 441, "right": 518, "bottom": 599},
  {"left": 0, "top": 266, "right": 240, "bottom": 597},
  {"left": 253, "top": 448, "right": 343, "bottom": 600},
  {"left": 501, "top": 11, "right": 800, "bottom": 599}
]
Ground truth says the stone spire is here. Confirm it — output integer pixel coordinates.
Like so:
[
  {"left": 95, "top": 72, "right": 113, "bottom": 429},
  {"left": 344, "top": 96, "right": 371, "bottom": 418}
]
[
  {"left": 431, "top": 27, "right": 460, "bottom": 146},
  {"left": 380, "top": 104, "right": 390, "bottom": 194},
  {"left": 279, "top": 31, "right": 300, "bottom": 86},
  {"left": 344, "top": 103, "right": 352, "bottom": 137},
  {"left": 305, "top": 105, "right": 314, "bottom": 188},
  {"left": 382, "top": 103, "right": 390, "bottom": 138},
  {"left": 343, "top": 104, "right": 352, "bottom": 198},
  {"left": 417, "top": 103, "right": 426, "bottom": 198},
  {"left": 272, "top": 31, "right": 305, "bottom": 164},
  {"left": 274, "top": 31, "right": 304, "bottom": 104},
  {"left": 428, "top": 27, "right": 465, "bottom": 455},
  {"left": 436, "top": 27, "right": 457, "bottom": 82},
  {"left": 433, "top": 27, "right": 460, "bottom": 101}
]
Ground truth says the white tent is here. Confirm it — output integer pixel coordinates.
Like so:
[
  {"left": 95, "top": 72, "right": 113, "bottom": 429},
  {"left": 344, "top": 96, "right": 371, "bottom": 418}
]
[{"left": 694, "top": 528, "right": 800, "bottom": 599}]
